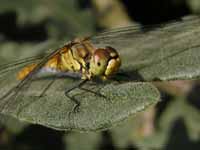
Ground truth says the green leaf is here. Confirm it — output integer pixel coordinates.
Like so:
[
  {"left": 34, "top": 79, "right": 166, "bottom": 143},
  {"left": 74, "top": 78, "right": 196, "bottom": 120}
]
[
  {"left": 0, "top": 81, "right": 160, "bottom": 131},
  {"left": 0, "top": 43, "right": 161, "bottom": 131},
  {"left": 0, "top": 40, "right": 160, "bottom": 132}
]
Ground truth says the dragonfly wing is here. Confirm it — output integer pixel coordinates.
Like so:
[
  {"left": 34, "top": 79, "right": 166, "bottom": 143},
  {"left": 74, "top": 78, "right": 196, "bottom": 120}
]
[
  {"left": 0, "top": 48, "right": 60, "bottom": 112},
  {"left": 92, "top": 16, "right": 200, "bottom": 79}
]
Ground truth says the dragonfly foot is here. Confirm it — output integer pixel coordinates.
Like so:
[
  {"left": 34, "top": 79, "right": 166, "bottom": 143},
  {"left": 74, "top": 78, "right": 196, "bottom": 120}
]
[
  {"left": 72, "top": 103, "right": 80, "bottom": 113},
  {"left": 65, "top": 92, "right": 81, "bottom": 113}
]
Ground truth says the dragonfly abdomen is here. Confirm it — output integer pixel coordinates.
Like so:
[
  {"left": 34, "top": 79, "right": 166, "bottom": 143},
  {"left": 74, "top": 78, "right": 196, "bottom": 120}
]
[
  {"left": 17, "top": 40, "right": 93, "bottom": 80},
  {"left": 17, "top": 54, "right": 61, "bottom": 80}
]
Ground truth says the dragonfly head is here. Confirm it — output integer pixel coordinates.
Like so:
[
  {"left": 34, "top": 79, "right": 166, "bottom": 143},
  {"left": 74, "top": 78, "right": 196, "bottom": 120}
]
[{"left": 89, "top": 46, "right": 121, "bottom": 80}]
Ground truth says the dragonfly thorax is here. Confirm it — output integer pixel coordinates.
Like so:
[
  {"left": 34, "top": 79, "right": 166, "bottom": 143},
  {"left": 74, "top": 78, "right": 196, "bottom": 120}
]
[{"left": 59, "top": 40, "right": 121, "bottom": 80}]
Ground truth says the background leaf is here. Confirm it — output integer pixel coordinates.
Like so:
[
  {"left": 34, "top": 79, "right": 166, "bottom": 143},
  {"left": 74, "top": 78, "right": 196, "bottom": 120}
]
[{"left": 0, "top": 0, "right": 95, "bottom": 39}]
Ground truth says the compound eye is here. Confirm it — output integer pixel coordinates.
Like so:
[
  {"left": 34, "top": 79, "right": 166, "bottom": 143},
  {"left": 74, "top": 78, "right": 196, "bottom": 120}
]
[{"left": 97, "top": 62, "right": 101, "bottom": 66}]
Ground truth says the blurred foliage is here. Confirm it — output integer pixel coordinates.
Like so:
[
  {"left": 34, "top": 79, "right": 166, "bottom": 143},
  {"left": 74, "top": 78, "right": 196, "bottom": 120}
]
[
  {"left": 0, "top": 0, "right": 200, "bottom": 150},
  {"left": 187, "top": 0, "right": 200, "bottom": 13},
  {"left": 0, "top": 0, "right": 95, "bottom": 40}
]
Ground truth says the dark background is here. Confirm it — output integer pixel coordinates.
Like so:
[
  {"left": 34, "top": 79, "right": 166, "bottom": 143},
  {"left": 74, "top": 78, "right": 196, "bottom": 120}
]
[{"left": 0, "top": 0, "right": 200, "bottom": 150}]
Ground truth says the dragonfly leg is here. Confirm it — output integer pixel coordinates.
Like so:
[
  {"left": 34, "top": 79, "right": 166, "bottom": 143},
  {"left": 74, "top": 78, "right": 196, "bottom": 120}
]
[
  {"left": 64, "top": 79, "right": 88, "bottom": 113},
  {"left": 79, "top": 87, "right": 106, "bottom": 98},
  {"left": 64, "top": 79, "right": 88, "bottom": 94},
  {"left": 65, "top": 93, "right": 80, "bottom": 113}
]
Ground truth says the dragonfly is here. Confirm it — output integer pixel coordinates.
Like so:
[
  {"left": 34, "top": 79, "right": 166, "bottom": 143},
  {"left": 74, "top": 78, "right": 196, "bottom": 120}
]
[
  {"left": 0, "top": 36, "right": 122, "bottom": 112},
  {"left": 0, "top": 15, "right": 200, "bottom": 114}
]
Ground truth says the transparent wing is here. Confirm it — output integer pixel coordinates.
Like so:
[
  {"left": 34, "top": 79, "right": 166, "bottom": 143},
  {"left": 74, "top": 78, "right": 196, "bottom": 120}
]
[
  {"left": 92, "top": 15, "right": 200, "bottom": 72},
  {"left": 0, "top": 46, "right": 76, "bottom": 113}
]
